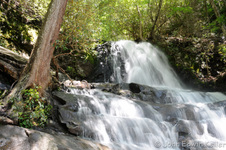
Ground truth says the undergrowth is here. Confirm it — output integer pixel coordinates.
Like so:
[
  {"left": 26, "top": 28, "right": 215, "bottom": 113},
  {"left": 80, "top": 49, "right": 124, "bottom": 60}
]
[{"left": 10, "top": 86, "right": 52, "bottom": 128}]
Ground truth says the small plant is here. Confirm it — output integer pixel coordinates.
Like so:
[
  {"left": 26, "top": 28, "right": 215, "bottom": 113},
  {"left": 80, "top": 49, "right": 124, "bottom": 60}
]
[{"left": 13, "top": 86, "right": 52, "bottom": 128}]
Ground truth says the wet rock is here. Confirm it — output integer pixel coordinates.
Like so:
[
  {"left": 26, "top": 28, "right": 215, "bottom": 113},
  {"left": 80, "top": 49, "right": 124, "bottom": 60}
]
[
  {"left": 100, "top": 83, "right": 162, "bottom": 103},
  {"left": 213, "top": 100, "right": 226, "bottom": 107},
  {"left": 208, "top": 100, "right": 226, "bottom": 115},
  {"left": 58, "top": 105, "right": 82, "bottom": 135},
  {"left": 52, "top": 82, "right": 226, "bottom": 150},
  {"left": 53, "top": 89, "right": 104, "bottom": 136},
  {"left": 176, "top": 120, "right": 204, "bottom": 136},
  {"left": 129, "top": 83, "right": 141, "bottom": 93},
  {"left": 88, "top": 42, "right": 114, "bottom": 82},
  {"left": 52, "top": 90, "right": 74, "bottom": 105},
  {"left": 157, "top": 104, "right": 211, "bottom": 122},
  {"left": 206, "top": 121, "right": 223, "bottom": 139},
  {"left": 52, "top": 90, "right": 82, "bottom": 135}
]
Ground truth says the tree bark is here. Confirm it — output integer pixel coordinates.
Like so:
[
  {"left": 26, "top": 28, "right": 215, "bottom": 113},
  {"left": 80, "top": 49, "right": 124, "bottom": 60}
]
[{"left": 5, "top": 0, "right": 68, "bottom": 102}]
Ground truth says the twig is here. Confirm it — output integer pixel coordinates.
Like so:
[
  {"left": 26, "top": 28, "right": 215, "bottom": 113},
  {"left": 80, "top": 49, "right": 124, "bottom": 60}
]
[{"left": 52, "top": 57, "right": 72, "bottom": 81}]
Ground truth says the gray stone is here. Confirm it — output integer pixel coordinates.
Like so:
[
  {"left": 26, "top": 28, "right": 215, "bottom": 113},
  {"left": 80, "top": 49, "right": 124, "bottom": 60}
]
[{"left": 0, "top": 125, "right": 109, "bottom": 150}]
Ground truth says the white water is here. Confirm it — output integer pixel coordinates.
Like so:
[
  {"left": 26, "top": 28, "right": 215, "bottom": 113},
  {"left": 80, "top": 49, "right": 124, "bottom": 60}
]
[
  {"left": 69, "top": 89, "right": 179, "bottom": 150},
  {"left": 110, "top": 40, "right": 182, "bottom": 88},
  {"left": 67, "top": 40, "right": 226, "bottom": 150}
]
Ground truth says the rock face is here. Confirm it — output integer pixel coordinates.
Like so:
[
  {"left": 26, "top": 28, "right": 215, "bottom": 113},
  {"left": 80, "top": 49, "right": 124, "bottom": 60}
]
[
  {"left": 52, "top": 90, "right": 82, "bottom": 136},
  {"left": 0, "top": 125, "right": 109, "bottom": 150},
  {"left": 0, "top": 46, "right": 28, "bottom": 80},
  {"left": 88, "top": 42, "right": 114, "bottom": 82}
]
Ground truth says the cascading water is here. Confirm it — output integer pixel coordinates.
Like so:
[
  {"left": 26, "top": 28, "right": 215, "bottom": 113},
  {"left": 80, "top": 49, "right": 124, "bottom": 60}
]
[
  {"left": 110, "top": 40, "right": 182, "bottom": 88},
  {"left": 66, "top": 89, "right": 179, "bottom": 150},
  {"left": 64, "top": 40, "right": 226, "bottom": 150}
]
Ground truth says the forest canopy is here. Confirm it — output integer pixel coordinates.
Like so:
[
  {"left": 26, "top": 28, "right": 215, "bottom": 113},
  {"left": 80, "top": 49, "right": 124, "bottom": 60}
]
[
  {"left": 0, "top": 0, "right": 226, "bottom": 90},
  {"left": 1, "top": 0, "right": 225, "bottom": 47}
]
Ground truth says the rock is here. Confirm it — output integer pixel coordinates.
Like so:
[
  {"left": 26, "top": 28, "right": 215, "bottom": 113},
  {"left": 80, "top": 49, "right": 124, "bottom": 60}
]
[
  {"left": 63, "top": 80, "right": 72, "bottom": 87},
  {"left": 51, "top": 82, "right": 226, "bottom": 150},
  {"left": 0, "top": 116, "right": 15, "bottom": 125},
  {"left": 63, "top": 80, "right": 91, "bottom": 89},
  {"left": 102, "top": 83, "right": 164, "bottom": 103},
  {"left": 0, "top": 82, "right": 10, "bottom": 90},
  {"left": 176, "top": 120, "right": 204, "bottom": 135},
  {"left": 88, "top": 42, "right": 115, "bottom": 83},
  {"left": 0, "top": 125, "right": 31, "bottom": 150},
  {"left": 129, "top": 83, "right": 141, "bottom": 93},
  {"left": 52, "top": 90, "right": 87, "bottom": 136},
  {"left": 0, "top": 125, "right": 110, "bottom": 150},
  {"left": 213, "top": 100, "right": 226, "bottom": 107},
  {"left": 0, "top": 46, "right": 28, "bottom": 80}
]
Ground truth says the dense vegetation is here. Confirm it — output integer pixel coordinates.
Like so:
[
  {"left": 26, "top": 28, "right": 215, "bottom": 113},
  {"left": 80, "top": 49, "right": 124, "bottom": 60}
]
[{"left": 0, "top": 0, "right": 225, "bottom": 91}]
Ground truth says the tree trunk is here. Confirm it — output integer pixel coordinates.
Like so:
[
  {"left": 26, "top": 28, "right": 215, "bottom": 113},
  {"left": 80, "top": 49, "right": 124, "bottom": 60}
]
[
  {"left": 137, "top": 5, "right": 145, "bottom": 41},
  {"left": 148, "top": 0, "right": 163, "bottom": 41},
  {"left": 209, "top": 0, "right": 226, "bottom": 37},
  {"left": 5, "top": 0, "right": 68, "bottom": 102}
]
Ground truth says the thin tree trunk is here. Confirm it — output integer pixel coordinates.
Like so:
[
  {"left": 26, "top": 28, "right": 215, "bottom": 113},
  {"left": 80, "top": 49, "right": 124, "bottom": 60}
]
[
  {"left": 148, "top": 0, "right": 154, "bottom": 22},
  {"left": 148, "top": 0, "right": 163, "bottom": 40},
  {"left": 5, "top": 0, "right": 68, "bottom": 102},
  {"left": 137, "top": 5, "right": 145, "bottom": 41},
  {"left": 209, "top": 0, "right": 226, "bottom": 37}
]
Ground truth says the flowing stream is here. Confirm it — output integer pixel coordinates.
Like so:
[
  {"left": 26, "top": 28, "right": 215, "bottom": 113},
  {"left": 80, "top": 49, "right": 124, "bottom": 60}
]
[{"left": 66, "top": 40, "right": 226, "bottom": 150}]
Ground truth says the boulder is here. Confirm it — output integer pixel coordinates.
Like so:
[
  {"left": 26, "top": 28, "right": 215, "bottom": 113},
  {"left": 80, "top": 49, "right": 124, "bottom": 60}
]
[
  {"left": 0, "top": 125, "right": 109, "bottom": 150},
  {"left": 52, "top": 90, "right": 86, "bottom": 136}
]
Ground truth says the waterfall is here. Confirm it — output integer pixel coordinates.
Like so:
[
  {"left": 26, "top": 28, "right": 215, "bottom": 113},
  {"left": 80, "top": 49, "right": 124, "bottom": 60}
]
[
  {"left": 64, "top": 40, "right": 226, "bottom": 150},
  {"left": 110, "top": 40, "right": 182, "bottom": 88}
]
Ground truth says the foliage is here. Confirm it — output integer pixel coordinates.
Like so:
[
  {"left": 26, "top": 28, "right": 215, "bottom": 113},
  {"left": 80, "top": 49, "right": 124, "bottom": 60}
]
[
  {"left": 218, "top": 44, "right": 226, "bottom": 63},
  {"left": 163, "top": 36, "right": 225, "bottom": 91},
  {"left": 0, "top": 90, "right": 7, "bottom": 100},
  {"left": 57, "top": 0, "right": 98, "bottom": 52},
  {"left": 0, "top": 0, "right": 225, "bottom": 85},
  {"left": 10, "top": 86, "right": 52, "bottom": 128},
  {"left": 0, "top": 0, "right": 50, "bottom": 53},
  {"left": 1, "top": 0, "right": 225, "bottom": 46},
  {"left": 53, "top": 0, "right": 98, "bottom": 78}
]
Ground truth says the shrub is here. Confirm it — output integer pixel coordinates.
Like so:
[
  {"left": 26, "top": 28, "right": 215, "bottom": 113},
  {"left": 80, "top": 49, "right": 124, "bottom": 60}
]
[{"left": 11, "top": 86, "right": 52, "bottom": 128}]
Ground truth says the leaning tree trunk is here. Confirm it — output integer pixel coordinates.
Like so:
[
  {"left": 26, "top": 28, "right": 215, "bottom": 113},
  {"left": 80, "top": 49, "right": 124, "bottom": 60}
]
[{"left": 5, "top": 0, "right": 68, "bottom": 102}]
